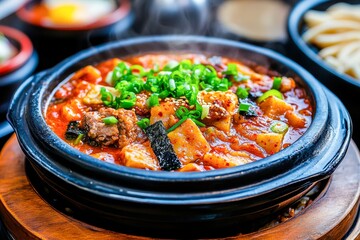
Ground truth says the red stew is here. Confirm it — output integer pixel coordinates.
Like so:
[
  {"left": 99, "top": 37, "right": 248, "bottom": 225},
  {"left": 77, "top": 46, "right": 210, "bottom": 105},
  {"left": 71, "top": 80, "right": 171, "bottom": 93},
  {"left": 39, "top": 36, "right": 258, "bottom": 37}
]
[{"left": 46, "top": 54, "right": 313, "bottom": 171}]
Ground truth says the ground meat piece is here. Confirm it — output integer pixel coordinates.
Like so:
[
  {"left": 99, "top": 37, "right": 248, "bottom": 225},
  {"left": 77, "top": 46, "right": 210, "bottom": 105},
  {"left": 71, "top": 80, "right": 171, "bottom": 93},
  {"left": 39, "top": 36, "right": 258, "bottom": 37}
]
[
  {"left": 99, "top": 108, "right": 142, "bottom": 149},
  {"left": 84, "top": 107, "right": 142, "bottom": 148},
  {"left": 84, "top": 111, "right": 119, "bottom": 146},
  {"left": 134, "top": 92, "right": 150, "bottom": 116}
]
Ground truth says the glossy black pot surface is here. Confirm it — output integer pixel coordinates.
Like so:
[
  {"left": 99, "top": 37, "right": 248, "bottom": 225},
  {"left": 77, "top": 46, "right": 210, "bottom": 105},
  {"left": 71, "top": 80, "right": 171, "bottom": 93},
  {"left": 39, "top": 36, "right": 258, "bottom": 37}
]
[
  {"left": 287, "top": 0, "right": 360, "bottom": 144},
  {"left": 8, "top": 36, "right": 352, "bottom": 238}
]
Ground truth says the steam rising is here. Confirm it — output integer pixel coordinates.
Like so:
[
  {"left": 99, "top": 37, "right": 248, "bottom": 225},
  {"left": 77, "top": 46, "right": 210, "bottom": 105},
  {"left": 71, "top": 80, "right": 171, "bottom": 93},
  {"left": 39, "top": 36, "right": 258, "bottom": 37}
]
[
  {"left": 74, "top": 0, "right": 290, "bottom": 74},
  {"left": 83, "top": 0, "right": 213, "bottom": 66},
  {"left": 131, "top": 0, "right": 210, "bottom": 35}
]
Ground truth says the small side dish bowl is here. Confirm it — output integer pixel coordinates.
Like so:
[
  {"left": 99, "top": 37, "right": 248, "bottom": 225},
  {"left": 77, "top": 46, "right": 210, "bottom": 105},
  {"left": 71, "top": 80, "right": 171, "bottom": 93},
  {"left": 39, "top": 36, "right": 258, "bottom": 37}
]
[
  {"left": 15, "top": 0, "right": 133, "bottom": 70},
  {"left": 287, "top": 0, "right": 360, "bottom": 142},
  {"left": 0, "top": 25, "right": 37, "bottom": 119},
  {"left": 8, "top": 36, "right": 352, "bottom": 238},
  {"left": 16, "top": 0, "right": 131, "bottom": 32}
]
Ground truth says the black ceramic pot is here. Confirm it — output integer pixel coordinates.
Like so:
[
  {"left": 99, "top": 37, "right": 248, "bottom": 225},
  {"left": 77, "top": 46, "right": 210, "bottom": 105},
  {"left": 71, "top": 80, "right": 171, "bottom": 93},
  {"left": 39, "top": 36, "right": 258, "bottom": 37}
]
[
  {"left": 8, "top": 36, "right": 351, "bottom": 238},
  {"left": 287, "top": 0, "right": 360, "bottom": 145},
  {"left": 15, "top": 0, "right": 133, "bottom": 70}
]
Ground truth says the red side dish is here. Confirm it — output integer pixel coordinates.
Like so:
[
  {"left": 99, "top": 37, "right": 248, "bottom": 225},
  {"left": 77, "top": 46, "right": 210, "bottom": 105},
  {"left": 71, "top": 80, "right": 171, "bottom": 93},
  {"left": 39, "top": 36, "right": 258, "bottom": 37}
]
[{"left": 45, "top": 54, "right": 313, "bottom": 172}]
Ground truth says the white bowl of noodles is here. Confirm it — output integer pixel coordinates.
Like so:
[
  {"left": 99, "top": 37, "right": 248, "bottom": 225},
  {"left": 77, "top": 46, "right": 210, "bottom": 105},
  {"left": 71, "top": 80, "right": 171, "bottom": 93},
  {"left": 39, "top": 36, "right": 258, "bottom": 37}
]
[{"left": 302, "top": 2, "right": 360, "bottom": 81}]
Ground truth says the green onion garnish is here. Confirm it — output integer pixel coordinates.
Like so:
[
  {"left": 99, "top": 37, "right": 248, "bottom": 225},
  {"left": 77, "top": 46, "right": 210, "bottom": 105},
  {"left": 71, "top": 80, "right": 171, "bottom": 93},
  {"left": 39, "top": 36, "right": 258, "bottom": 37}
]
[
  {"left": 223, "top": 63, "right": 238, "bottom": 75},
  {"left": 130, "top": 65, "right": 145, "bottom": 76},
  {"left": 163, "top": 60, "right": 179, "bottom": 71},
  {"left": 201, "top": 105, "right": 210, "bottom": 120},
  {"left": 103, "top": 116, "right": 118, "bottom": 125},
  {"left": 167, "top": 117, "right": 187, "bottom": 133},
  {"left": 74, "top": 133, "right": 84, "bottom": 145},
  {"left": 223, "top": 63, "right": 250, "bottom": 82},
  {"left": 257, "top": 89, "right": 283, "bottom": 103},
  {"left": 236, "top": 87, "right": 250, "bottom": 99},
  {"left": 239, "top": 102, "right": 251, "bottom": 113},
  {"left": 119, "top": 99, "right": 135, "bottom": 109},
  {"left": 272, "top": 77, "right": 282, "bottom": 90},
  {"left": 270, "top": 121, "right": 289, "bottom": 134},
  {"left": 148, "top": 94, "right": 160, "bottom": 107},
  {"left": 192, "top": 118, "right": 205, "bottom": 127},
  {"left": 100, "top": 60, "right": 236, "bottom": 110},
  {"left": 100, "top": 87, "right": 114, "bottom": 106},
  {"left": 112, "top": 62, "right": 130, "bottom": 82},
  {"left": 169, "top": 78, "right": 176, "bottom": 91},
  {"left": 167, "top": 105, "right": 204, "bottom": 132},
  {"left": 137, "top": 118, "right": 150, "bottom": 130}
]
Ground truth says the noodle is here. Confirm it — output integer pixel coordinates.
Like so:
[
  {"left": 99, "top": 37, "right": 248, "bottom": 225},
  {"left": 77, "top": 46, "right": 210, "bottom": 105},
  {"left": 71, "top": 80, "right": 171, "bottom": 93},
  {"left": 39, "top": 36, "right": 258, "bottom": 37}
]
[{"left": 303, "top": 3, "right": 360, "bottom": 81}]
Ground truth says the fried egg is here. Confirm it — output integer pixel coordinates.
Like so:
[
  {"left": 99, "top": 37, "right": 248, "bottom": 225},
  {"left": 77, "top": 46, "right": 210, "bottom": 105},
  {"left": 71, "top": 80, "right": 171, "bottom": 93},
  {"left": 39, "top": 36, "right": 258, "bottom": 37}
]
[{"left": 44, "top": 0, "right": 116, "bottom": 25}]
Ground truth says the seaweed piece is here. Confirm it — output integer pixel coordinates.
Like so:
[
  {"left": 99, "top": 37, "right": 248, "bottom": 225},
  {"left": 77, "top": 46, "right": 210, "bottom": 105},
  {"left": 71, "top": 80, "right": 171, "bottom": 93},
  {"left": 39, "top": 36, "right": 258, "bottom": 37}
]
[
  {"left": 65, "top": 121, "right": 85, "bottom": 140},
  {"left": 145, "top": 121, "right": 181, "bottom": 171}
]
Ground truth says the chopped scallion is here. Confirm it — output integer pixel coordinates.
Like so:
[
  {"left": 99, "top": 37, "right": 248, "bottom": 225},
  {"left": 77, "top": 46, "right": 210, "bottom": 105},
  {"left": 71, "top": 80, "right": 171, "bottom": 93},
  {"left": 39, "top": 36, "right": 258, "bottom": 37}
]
[
  {"left": 270, "top": 121, "right": 289, "bottom": 134},
  {"left": 169, "top": 78, "right": 176, "bottom": 91},
  {"left": 74, "top": 133, "right": 84, "bottom": 145},
  {"left": 163, "top": 60, "right": 179, "bottom": 71},
  {"left": 130, "top": 65, "right": 145, "bottom": 76},
  {"left": 257, "top": 89, "right": 283, "bottom": 103},
  {"left": 119, "top": 99, "right": 136, "bottom": 108},
  {"left": 272, "top": 77, "right": 282, "bottom": 90},
  {"left": 100, "top": 87, "right": 114, "bottom": 106},
  {"left": 201, "top": 105, "right": 210, "bottom": 119},
  {"left": 137, "top": 118, "right": 150, "bottom": 130},
  {"left": 103, "top": 116, "right": 118, "bottom": 125},
  {"left": 148, "top": 94, "right": 160, "bottom": 107},
  {"left": 192, "top": 118, "right": 206, "bottom": 127},
  {"left": 223, "top": 63, "right": 238, "bottom": 75},
  {"left": 239, "top": 102, "right": 251, "bottom": 113},
  {"left": 167, "top": 117, "right": 187, "bottom": 133},
  {"left": 236, "top": 87, "right": 249, "bottom": 99}
]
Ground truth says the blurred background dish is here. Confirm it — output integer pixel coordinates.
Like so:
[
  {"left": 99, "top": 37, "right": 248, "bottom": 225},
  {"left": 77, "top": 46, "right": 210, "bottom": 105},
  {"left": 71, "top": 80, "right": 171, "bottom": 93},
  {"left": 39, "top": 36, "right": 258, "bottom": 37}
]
[
  {"left": 22, "top": 0, "right": 116, "bottom": 28},
  {"left": 302, "top": 3, "right": 360, "bottom": 81},
  {"left": 15, "top": 0, "right": 133, "bottom": 70},
  {"left": 217, "top": 0, "right": 289, "bottom": 42},
  {"left": 0, "top": 25, "right": 38, "bottom": 145},
  {"left": 287, "top": 0, "right": 360, "bottom": 144},
  {"left": 0, "top": 33, "right": 16, "bottom": 63},
  {"left": 0, "top": 0, "right": 26, "bottom": 20},
  {"left": 17, "top": 0, "right": 124, "bottom": 31},
  {"left": 211, "top": 0, "right": 299, "bottom": 54}
]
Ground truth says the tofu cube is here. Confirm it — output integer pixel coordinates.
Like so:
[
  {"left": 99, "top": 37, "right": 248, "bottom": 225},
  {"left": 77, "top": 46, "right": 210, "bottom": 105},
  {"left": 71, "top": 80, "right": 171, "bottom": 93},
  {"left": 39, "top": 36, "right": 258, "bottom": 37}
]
[
  {"left": 285, "top": 111, "right": 306, "bottom": 128},
  {"left": 255, "top": 132, "right": 283, "bottom": 154},
  {"left": 120, "top": 143, "right": 160, "bottom": 170},
  {"left": 168, "top": 119, "right": 211, "bottom": 164},
  {"left": 259, "top": 96, "right": 293, "bottom": 119},
  {"left": 202, "top": 151, "right": 252, "bottom": 169},
  {"left": 150, "top": 101, "right": 177, "bottom": 129},
  {"left": 197, "top": 90, "right": 238, "bottom": 133}
]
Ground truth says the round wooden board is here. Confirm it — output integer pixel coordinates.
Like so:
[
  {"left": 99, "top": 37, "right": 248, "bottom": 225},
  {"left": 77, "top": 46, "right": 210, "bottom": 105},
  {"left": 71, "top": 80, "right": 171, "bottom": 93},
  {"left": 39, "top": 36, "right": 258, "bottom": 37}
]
[{"left": 0, "top": 135, "right": 360, "bottom": 240}]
